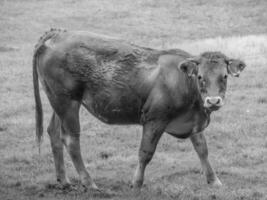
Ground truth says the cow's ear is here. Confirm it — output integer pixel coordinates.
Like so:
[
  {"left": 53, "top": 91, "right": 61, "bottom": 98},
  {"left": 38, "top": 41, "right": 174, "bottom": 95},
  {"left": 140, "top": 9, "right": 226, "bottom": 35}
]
[
  {"left": 178, "top": 58, "right": 199, "bottom": 77},
  {"left": 226, "top": 59, "right": 246, "bottom": 77}
]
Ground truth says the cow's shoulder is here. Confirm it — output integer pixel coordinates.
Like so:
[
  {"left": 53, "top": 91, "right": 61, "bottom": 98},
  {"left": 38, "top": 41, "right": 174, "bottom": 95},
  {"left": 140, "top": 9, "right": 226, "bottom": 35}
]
[{"left": 141, "top": 50, "right": 197, "bottom": 120}]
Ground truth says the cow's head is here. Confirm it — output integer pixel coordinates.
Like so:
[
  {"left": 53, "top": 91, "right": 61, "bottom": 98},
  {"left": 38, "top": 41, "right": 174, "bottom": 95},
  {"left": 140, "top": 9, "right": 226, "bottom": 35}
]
[{"left": 179, "top": 52, "right": 245, "bottom": 111}]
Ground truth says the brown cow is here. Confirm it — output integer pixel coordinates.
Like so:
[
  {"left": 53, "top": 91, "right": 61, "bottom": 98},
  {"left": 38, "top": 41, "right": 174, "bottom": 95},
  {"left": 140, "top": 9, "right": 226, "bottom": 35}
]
[{"left": 33, "top": 29, "right": 245, "bottom": 190}]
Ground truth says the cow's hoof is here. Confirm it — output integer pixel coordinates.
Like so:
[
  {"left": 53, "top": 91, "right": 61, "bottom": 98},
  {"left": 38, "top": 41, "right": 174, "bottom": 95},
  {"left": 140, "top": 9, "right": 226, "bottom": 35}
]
[
  {"left": 130, "top": 185, "right": 141, "bottom": 195},
  {"left": 57, "top": 177, "right": 71, "bottom": 188},
  {"left": 81, "top": 179, "right": 101, "bottom": 192},
  {"left": 131, "top": 180, "right": 143, "bottom": 189},
  {"left": 90, "top": 182, "right": 101, "bottom": 191},
  {"left": 130, "top": 181, "right": 143, "bottom": 195},
  {"left": 209, "top": 177, "right": 222, "bottom": 187}
]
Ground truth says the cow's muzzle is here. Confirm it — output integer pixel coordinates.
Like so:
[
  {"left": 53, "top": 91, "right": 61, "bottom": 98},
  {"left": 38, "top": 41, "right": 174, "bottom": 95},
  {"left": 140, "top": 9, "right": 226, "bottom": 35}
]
[{"left": 204, "top": 96, "right": 223, "bottom": 109}]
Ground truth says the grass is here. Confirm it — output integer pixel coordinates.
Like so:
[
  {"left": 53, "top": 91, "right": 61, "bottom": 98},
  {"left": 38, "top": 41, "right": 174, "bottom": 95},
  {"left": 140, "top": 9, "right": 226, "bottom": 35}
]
[{"left": 0, "top": 0, "right": 267, "bottom": 199}]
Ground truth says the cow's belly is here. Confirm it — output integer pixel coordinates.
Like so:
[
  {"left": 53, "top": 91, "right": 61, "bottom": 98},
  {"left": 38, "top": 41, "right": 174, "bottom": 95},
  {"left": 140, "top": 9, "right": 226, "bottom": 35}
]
[
  {"left": 82, "top": 89, "right": 142, "bottom": 124},
  {"left": 165, "top": 110, "right": 208, "bottom": 138}
]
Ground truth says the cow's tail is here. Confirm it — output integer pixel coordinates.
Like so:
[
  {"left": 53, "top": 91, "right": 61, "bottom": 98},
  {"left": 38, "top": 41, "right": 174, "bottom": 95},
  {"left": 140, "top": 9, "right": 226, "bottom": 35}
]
[
  {"left": 33, "top": 36, "right": 46, "bottom": 153},
  {"left": 33, "top": 44, "right": 43, "bottom": 153},
  {"left": 33, "top": 28, "right": 66, "bottom": 152}
]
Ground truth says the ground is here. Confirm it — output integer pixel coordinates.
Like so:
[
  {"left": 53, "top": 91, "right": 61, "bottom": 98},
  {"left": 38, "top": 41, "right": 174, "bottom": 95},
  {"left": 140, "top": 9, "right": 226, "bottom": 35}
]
[{"left": 0, "top": 0, "right": 267, "bottom": 199}]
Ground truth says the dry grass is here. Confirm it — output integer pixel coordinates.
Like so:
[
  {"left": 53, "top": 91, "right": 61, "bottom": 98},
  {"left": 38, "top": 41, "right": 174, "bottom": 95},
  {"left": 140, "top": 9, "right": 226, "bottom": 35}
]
[{"left": 0, "top": 0, "right": 267, "bottom": 199}]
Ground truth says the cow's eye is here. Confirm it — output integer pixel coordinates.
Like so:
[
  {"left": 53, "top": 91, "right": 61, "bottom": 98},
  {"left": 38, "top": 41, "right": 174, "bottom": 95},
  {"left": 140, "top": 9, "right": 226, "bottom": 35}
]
[
  {"left": 198, "top": 75, "right": 202, "bottom": 80},
  {"left": 224, "top": 74, "right": 228, "bottom": 79}
]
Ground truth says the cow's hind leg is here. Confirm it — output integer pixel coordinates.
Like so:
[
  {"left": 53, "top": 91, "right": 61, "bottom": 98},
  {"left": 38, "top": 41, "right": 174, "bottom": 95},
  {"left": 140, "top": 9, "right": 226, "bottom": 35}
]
[
  {"left": 51, "top": 96, "right": 98, "bottom": 190},
  {"left": 190, "top": 132, "right": 222, "bottom": 186},
  {"left": 47, "top": 112, "right": 69, "bottom": 185}
]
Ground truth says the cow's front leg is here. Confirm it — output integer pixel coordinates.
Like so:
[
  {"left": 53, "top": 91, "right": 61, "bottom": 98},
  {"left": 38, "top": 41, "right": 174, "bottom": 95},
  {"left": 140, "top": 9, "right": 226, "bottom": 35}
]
[
  {"left": 190, "top": 132, "right": 222, "bottom": 186},
  {"left": 132, "top": 120, "right": 166, "bottom": 189}
]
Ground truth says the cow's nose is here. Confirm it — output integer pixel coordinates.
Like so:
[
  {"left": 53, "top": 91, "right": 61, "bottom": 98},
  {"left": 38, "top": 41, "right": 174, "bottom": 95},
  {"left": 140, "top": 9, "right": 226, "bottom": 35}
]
[{"left": 205, "top": 96, "right": 223, "bottom": 107}]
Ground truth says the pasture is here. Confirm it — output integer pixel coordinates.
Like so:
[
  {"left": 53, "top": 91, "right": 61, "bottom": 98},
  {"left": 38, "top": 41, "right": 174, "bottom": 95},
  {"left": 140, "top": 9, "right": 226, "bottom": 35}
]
[{"left": 0, "top": 0, "right": 267, "bottom": 199}]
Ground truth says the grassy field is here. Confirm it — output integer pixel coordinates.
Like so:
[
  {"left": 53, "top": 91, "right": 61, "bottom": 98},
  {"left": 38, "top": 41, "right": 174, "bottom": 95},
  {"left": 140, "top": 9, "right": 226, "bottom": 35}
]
[{"left": 0, "top": 0, "right": 267, "bottom": 199}]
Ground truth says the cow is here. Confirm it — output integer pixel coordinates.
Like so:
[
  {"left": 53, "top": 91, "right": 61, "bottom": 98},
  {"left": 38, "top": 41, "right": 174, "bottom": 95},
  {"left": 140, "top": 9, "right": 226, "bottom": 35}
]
[{"left": 33, "top": 29, "right": 245, "bottom": 191}]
